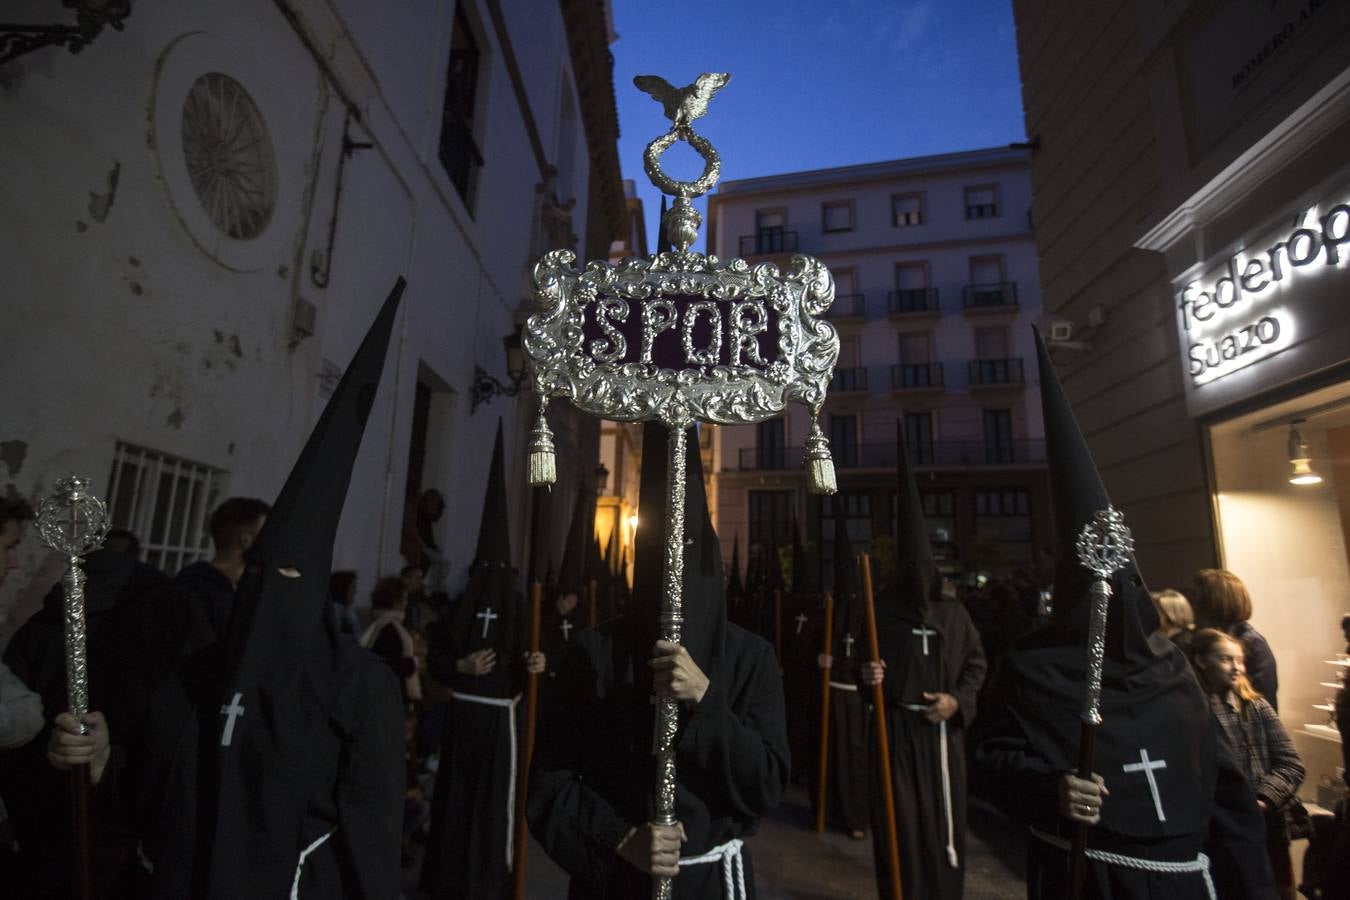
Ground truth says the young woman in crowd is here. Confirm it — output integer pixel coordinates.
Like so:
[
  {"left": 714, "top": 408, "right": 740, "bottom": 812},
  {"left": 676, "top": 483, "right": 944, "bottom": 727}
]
[
  {"left": 1191, "top": 628, "right": 1305, "bottom": 900},
  {"left": 1151, "top": 588, "right": 1195, "bottom": 653},
  {"left": 1190, "top": 569, "right": 1280, "bottom": 710}
]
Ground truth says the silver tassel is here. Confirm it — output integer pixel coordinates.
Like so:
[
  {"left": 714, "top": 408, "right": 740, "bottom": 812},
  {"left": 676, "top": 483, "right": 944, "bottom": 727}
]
[
  {"left": 526, "top": 403, "right": 556, "bottom": 487},
  {"left": 804, "top": 418, "right": 837, "bottom": 495}
]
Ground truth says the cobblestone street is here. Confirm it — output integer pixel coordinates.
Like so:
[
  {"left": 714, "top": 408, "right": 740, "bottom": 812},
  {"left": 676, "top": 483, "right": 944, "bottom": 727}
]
[{"left": 485, "top": 784, "right": 1028, "bottom": 899}]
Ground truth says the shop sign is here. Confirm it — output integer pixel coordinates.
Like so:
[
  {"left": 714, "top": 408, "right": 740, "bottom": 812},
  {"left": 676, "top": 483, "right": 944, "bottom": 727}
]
[{"left": 1177, "top": 198, "right": 1349, "bottom": 386}]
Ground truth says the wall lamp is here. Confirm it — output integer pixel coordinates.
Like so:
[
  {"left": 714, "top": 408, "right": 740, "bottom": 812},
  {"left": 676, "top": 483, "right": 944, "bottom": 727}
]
[
  {"left": 1287, "top": 420, "right": 1323, "bottom": 486},
  {"left": 470, "top": 326, "right": 526, "bottom": 413},
  {"left": 1, "top": 0, "right": 131, "bottom": 66}
]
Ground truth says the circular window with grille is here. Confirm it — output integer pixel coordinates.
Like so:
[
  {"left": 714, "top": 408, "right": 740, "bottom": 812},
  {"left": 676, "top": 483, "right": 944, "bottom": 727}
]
[{"left": 181, "top": 73, "right": 277, "bottom": 241}]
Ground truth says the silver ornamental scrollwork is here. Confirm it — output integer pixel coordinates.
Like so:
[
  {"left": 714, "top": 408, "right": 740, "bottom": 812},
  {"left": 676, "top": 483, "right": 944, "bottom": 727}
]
[
  {"left": 524, "top": 250, "right": 839, "bottom": 429},
  {"left": 1074, "top": 506, "right": 1135, "bottom": 726}
]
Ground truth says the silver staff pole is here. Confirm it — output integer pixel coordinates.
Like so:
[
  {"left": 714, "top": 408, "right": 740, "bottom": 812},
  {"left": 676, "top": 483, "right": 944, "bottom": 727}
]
[
  {"left": 35, "top": 475, "right": 111, "bottom": 900},
  {"left": 1068, "top": 506, "right": 1133, "bottom": 900}
]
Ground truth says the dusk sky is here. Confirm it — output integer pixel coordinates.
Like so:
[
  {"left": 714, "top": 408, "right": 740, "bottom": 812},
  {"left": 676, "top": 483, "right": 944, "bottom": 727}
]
[{"left": 609, "top": 0, "right": 1028, "bottom": 252}]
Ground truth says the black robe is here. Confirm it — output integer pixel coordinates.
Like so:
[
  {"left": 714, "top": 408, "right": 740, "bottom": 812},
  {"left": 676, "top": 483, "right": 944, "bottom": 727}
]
[
  {"left": 822, "top": 593, "right": 868, "bottom": 833},
  {"left": 420, "top": 580, "right": 527, "bottom": 899},
  {"left": 976, "top": 669, "right": 1275, "bottom": 899},
  {"left": 779, "top": 591, "right": 821, "bottom": 784},
  {"left": 528, "top": 622, "right": 788, "bottom": 899},
  {"left": 129, "top": 632, "right": 405, "bottom": 899},
  {"left": 868, "top": 596, "right": 986, "bottom": 900}
]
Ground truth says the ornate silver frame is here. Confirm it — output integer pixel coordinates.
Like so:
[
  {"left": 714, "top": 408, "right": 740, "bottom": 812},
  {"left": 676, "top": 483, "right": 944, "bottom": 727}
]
[{"left": 524, "top": 249, "right": 839, "bottom": 429}]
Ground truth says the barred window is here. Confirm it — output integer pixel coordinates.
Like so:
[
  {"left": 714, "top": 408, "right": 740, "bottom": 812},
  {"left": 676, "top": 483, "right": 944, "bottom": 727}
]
[{"left": 106, "top": 443, "right": 225, "bottom": 573}]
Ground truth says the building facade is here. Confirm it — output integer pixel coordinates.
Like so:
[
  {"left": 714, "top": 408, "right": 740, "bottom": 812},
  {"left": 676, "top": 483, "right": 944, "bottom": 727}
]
[
  {"left": 0, "top": 0, "right": 623, "bottom": 635},
  {"left": 1012, "top": 0, "right": 1350, "bottom": 807},
  {"left": 706, "top": 148, "right": 1052, "bottom": 585}
]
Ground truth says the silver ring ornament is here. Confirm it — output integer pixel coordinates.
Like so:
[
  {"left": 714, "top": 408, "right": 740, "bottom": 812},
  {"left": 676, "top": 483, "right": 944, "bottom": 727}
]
[{"left": 643, "top": 127, "right": 722, "bottom": 199}]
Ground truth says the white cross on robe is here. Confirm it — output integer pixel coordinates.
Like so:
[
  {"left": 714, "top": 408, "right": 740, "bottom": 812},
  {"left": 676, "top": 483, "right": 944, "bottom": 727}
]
[
  {"left": 476, "top": 607, "right": 499, "bottom": 639},
  {"left": 559, "top": 618, "right": 573, "bottom": 641},
  {"left": 794, "top": 613, "right": 808, "bottom": 635},
  {"left": 220, "top": 692, "right": 245, "bottom": 747},
  {"left": 912, "top": 625, "right": 938, "bottom": 655},
  {"left": 1122, "top": 748, "right": 1168, "bottom": 822},
  {"left": 843, "top": 632, "right": 856, "bottom": 658}
]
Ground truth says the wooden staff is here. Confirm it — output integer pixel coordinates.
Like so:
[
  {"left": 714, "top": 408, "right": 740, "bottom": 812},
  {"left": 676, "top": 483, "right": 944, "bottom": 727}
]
[
  {"left": 587, "top": 578, "right": 598, "bottom": 627},
  {"left": 772, "top": 588, "right": 782, "bottom": 661},
  {"left": 814, "top": 591, "right": 835, "bottom": 833},
  {"left": 512, "top": 581, "right": 544, "bottom": 900},
  {"left": 860, "top": 553, "right": 904, "bottom": 900}
]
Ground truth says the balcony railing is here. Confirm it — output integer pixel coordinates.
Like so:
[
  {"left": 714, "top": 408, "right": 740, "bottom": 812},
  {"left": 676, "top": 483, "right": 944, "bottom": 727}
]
[
  {"left": 828, "top": 293, "right": 866, "bottom": 318},
  {"left": 968, "top": 357, "right": 1025, "bottom": 385},
  {"left": 830, "top": 367, "right": 869, "bottom": 392},
  {"left": 732, "top": 439, "right": 1046, "bottom": 471},
  {"left": 739, "top": 230, "right": 799, "bottom": 256},
  {"left": 962, "top": 281, "right": 1019, "bottom": 309},
  {"left": 891, "top": 362, "right": 944, "bottom": 390},
  {"left": 888, "top": 288, "right": 940, "bottom": 314}
]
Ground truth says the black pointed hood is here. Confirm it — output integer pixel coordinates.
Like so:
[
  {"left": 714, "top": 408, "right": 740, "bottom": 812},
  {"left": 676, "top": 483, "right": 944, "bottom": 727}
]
[
  {"left": 727, "top": 534, "right": 744, "bottom": 599},
  {"left": 1033, "top": 328, "right": 1157, "bottom": 663},
  {"left": 889, "top": 418, "right": 938, "bottom": 624},
  {"left": 764, "top": 539, "right": 784, "bottom": 591},
  {"left": 631, "top": 422, "right": 726, "bottom": 679},
  {"left": 830, "top": 493, "right": 859, "bottom": 597},
  {"left": 1000, "top": 327, "right": 1205, "bottom": 840},
  {"left": 202, "top": 277, "right": 405, "bottom": 897},
  {"left": 224, "top": 276, "right": 404, "bottom": 688},
  {"left": 790, "top": 519, "right": 819, "bottom": 595},
  {"left": 557, "top": 484, "right": 590, "bottom": 598},
  {"left": 474, "top": 421, "right": 512, "bottom": 567},
  {"left": 444, "top": 420, "right": 522, "bottom": 694}
]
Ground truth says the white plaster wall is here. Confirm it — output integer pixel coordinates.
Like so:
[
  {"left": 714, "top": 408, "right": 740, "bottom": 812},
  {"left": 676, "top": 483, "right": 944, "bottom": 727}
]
[
  {"left": 0, "top": 0, "right": 602, "bottom": 632},
  {"left": 1211, "top": 423, "right": 1349, "bottom": 792}
]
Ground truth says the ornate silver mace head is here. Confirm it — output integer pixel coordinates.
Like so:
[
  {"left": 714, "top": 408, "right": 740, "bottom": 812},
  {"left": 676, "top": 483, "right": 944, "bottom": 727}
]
[
  {"left": 36, "top": 475, "right": 110, "bottom": 724},
  {"left": 36, "top": 476, "right": 111, "bottom": 558},
  {"left": 634, "top": 72, "right": 730, "bottom": 251},
  {"left": 1075, "top": 506, "right": 1134, "bottom": 727}
]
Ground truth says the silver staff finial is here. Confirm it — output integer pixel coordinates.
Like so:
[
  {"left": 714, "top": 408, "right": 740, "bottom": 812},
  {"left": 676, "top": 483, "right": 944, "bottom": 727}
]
[
  {"left": 634, "top": 72, "right": 729, "bottom": 251},
  {"left": 1074, "top": 506, "right": 1134, "bottom": 726},
  {"left": 36, "top": 475, "right": 111, "bottom": 724}
]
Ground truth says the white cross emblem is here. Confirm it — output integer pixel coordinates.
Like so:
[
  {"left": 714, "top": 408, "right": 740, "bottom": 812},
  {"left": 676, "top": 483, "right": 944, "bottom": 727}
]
[
  {"left": 476, "top": 607, "right": 499, "bottom": 639},
  {"left": 843, "top": 632, "right": 856, "bottom": 658},
  {"left": 794, "top": 613, "right": 807, "bottom": 634},
  {"left": 1122, "top": 748, "right": 1168, "bottom": 822},
  {"left": 912, "top": 625, "right": 937, "bottom": 656},
  {"left": 559, "top": 619, "right": 573, "bottom": 641},
  {"left": 220, "top": 692, "right": 245, "bottom": 747}
]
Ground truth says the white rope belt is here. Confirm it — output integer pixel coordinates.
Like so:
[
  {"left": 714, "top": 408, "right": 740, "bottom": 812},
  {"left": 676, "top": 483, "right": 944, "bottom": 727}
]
[
  {"left": 679, "top": 837, "right": 746, "bottom": 900},
  {"left": 452, "top": 690, "right": 522, "bottom": 867},
  {"left": 901, "top": 703, "right": 958, "bottom": 868},
  {"left": 290, "top": 827, "right": 336, "bottom": 899},
  {"left": 1029, "top": 827, "right": 1216, "bottom": 899},
  {"left": 828, "top": 680, "right": 858, "bottom": 692}
]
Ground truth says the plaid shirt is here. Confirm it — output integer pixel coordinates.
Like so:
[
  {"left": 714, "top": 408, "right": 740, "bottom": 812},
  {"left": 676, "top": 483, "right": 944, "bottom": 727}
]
[{"left": 1209, "top": 693, "right": 1304, "bottom": 808}]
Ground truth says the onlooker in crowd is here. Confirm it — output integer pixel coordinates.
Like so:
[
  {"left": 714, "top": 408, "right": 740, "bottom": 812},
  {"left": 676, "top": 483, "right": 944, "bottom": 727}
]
[
  {"left": 1191, "top": 568, "right": 1280, "bottom": 710},
  {"left": 328, "top": 570, "right": 359, "bottom": 637},
  {"left": 360, "top": 576, "right": 422, "bottom": 704},
  {"left": 400, "top": 564, "right": 430, "bottom": 631},
  {"left": 173, "top": 497, "right": 270, "bottom": 639},
  {"left": 400, "top": 488, "right": 445, "bottom": 574},
  {"left": 0, "top": 496, "right": 32, "bottom": 586},
  {"left": 1191, "top": 628, "right": 1305, "bottom": 900},
  {"left": 1152, "top": 588, "right": 1196, "bottom": 653},
  {"left": 1339, "top": 612, "right": 1350, "bottom": 782},
  {"left": 101, "top": 528, "right": 141, "bottom": 559},
  {"left": 0, "top": 498, "right": 42, "bottom": 750}
]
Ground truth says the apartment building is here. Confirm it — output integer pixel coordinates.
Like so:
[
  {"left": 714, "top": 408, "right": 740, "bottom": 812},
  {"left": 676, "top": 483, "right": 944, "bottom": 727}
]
[{"left": 706, "top": 147, "right": 1052, "bottom": 583}]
